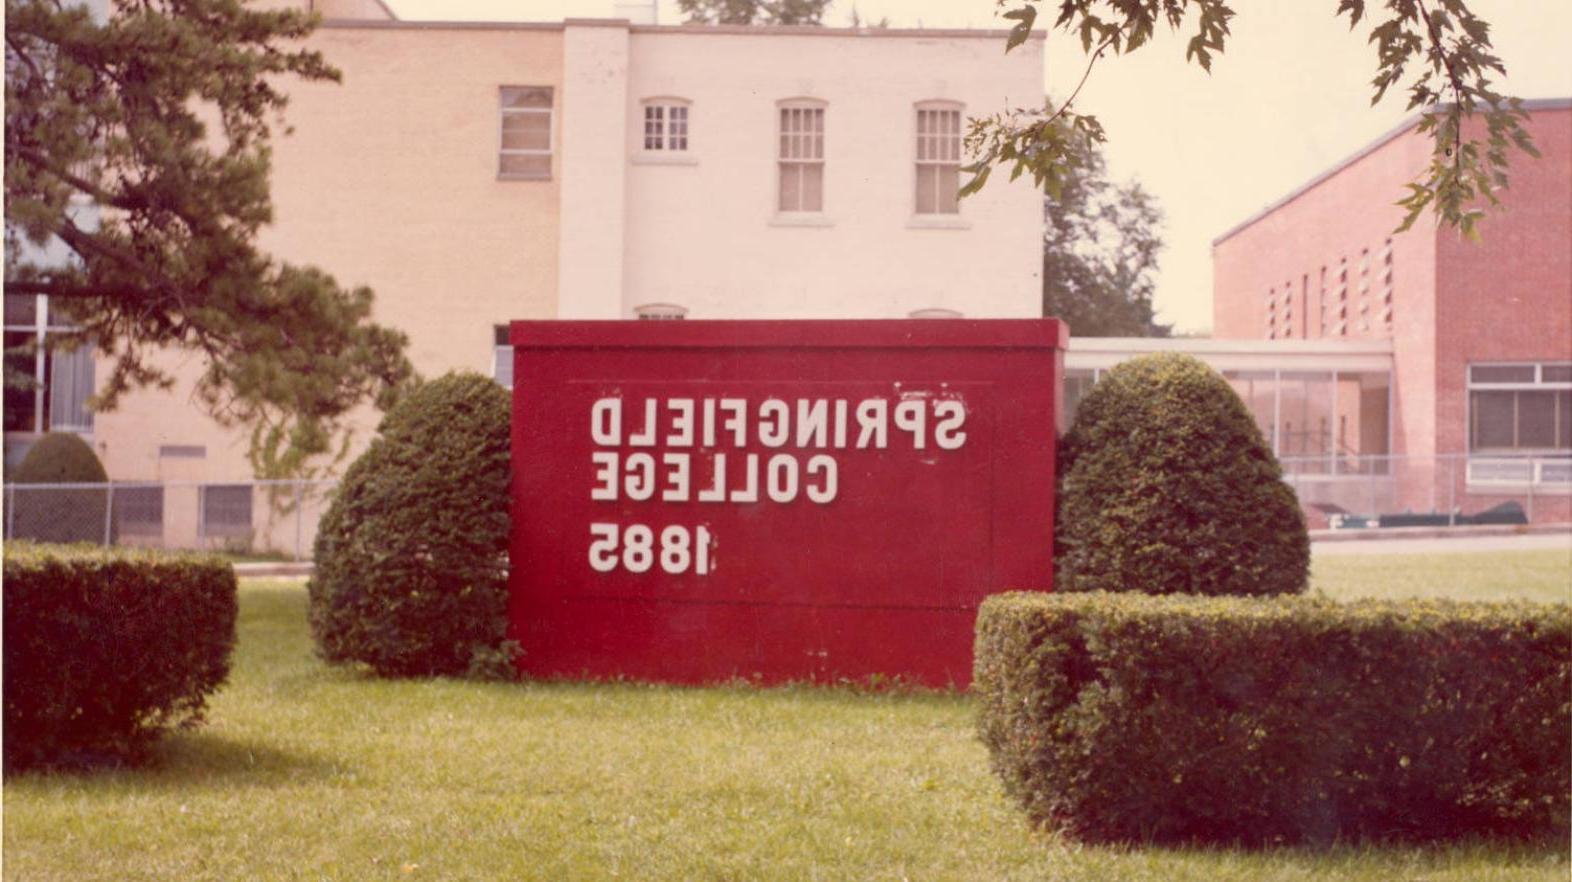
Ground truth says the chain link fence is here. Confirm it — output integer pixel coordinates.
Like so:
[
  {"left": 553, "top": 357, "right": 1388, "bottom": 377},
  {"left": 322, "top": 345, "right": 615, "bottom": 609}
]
[
  {"left": 1282, "top": 453, "right": 1572, "bottom": 530},
  {"left": 2, "top": 480, "right": 337, "bottom": 560}
]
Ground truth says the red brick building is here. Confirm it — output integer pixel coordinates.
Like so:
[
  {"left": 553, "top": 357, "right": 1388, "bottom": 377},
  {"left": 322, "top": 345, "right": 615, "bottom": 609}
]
[{"left": 1211, "top": 98, "right": 1571, "bottom": 524}]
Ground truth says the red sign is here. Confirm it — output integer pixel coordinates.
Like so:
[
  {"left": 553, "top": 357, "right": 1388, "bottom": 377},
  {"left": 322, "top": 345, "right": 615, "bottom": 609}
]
[{"left": 508, "top": 319, "right": 1064, "bottom": 687}]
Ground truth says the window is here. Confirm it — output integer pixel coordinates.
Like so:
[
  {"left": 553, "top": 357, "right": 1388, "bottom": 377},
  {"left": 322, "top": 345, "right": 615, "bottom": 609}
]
[
  {"left": 915, "top": 103, "right": 961, "bottom": 215},
  {"left": 777, "top": 101, "right": 825, "bottom": 213},
  {"left": 114, "top": 485, "right": 164, "bottom": 537},
  {"left": 493, "top": 325, "right": 513, "bottom": 390},
  {"left": 199, "top": 484, "right": 253, "bottom": 538},
  {"left": 1469, "top": 362, "right": 1572, "bottom": 452},
  {"left": 4, "top": 294, "right": 94, "bottom": 435},
  {"left": 499, "top": 86, "right": 552, "bottom": 180},
  {"left": 634, "top": 303, "right": 688, "bottom": 321},
  {"left": 642, "top": 99, "right": 690, "bottom": 152}
]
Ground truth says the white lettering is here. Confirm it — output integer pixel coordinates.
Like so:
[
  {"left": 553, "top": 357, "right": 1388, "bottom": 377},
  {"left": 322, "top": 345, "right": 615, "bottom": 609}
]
[
  {"left": 730, "top": 453, "right": 759, "bottom": 503},
  {"left": 591, "top": 398, "right": 621, "bottom": 446},
  {"left": 934, "top": 400, "right": 967, "bottom": 450},
  {"left": 702, "top": 398, "right": 718, "bottom": 447},
  {"left": 893, "top": 399, "right": 926, "bottom": 450},
  {"left": 797, "top": 399, "right": 828, "bottom": 448},
  {"left": 625, "top": 452, "right": 656, "bottom": 501},
  {"left": 668, "top": 398, "right": 695, "bottom": 447},
  {"left": 699, "top": 453, "right": 727, "bottom": 502},
  {"left": 628, "top": 399, "right": 658, "bottom": 447},
  {"left": 766, "top": 454, "right": 799, "bottom": 502},
  {"left": 855, "top": 399, "right": 888, "bottom": 449},
  {"left": 805, "top": 454, "right": 837, "bottom": 503},
  {"left": 591, "top": 451, "right": 618, "bottom": 501},
  {"left": 758, "top": 399, "right": 788, "bottom": 448},
  {"left": 720, "top": 398, "right": 747, "bottom": 447},
  {"left": 662, "top": 452, "right": 691, "bottom": 502}
]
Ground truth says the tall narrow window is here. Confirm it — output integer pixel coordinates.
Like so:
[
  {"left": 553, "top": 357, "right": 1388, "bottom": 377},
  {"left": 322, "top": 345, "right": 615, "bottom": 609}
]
[
  {"left": 915, "top": 103, "right": 962, "bottom": 215},
  {"left": 777, "top": 101, "right": 825, "bottom": 213},
  {"left": 642, "top": 99, "right": 690, "bottom": 152},
  {"left": 3, "top": 294, "right": 94, "bottom": 435},
  {"left": 499, "top": 86, "right": 552, "bottom": 180},
  {"left": 492, "top": 325, "right": 513, "bottom": 390}
]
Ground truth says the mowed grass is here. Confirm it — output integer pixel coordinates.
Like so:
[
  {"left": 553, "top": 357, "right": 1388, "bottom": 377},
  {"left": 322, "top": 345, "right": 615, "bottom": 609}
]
[
  {"left": 1313, "top": 548, "right": 1572, "bottom": 604},
  {"left": 5, "top": 551, "right": 1570, "bottom": 882}
]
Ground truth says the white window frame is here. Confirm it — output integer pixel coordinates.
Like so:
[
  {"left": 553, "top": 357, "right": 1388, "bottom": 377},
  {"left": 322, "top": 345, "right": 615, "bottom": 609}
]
[
  {"left": 3, "top": 293, "right": 94, "bottom": 436},
  {"left": 498, "top": 85, "right": 553, "bottom": 181},
  {"left": 913, "top": 101, "right": 963, "bottom": 217},
  {"left": 1466, "top": 361, "right": 1572, "bottom": 457},
  {"left": 640, "top": 97, "right": 691, "bottom": 153},
  {"left": 633, "top": 303, "right": 688, "bottom": 321},
  {"left": 776, "top": 98, "right": 826, "bottom": 216},
  {"left": 493, "top": 325, "right": 513, "bottom": 390}
]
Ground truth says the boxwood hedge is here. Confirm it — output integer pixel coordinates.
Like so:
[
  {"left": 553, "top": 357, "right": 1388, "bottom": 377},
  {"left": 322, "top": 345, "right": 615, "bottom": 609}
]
[
  {"left": 975, "top": 591, "right": 1571, "bottom": 845},
  {"left": 309, "top": 372, "right": 513, "bottom": 678},
  {"left": 1057, "top": 353, "right": 1309, "bottom": 596},
  {"left": 3, "top": 544, "right": 237, "bottom": 769}
]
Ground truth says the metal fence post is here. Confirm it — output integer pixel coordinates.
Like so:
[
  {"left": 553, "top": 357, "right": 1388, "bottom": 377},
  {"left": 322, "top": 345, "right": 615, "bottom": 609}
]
[
  {"left": 294, "top": 480, "right": 306, "bottom": 561},
  {"left": 103, "top": 483, "right": 116, "bottom": 547},
  {"left": 1527, "top": 458, "right": 1536, "bottom": 523},
  {"left": 1447, "top": 458, "right": 1456, "bottom": 524}
]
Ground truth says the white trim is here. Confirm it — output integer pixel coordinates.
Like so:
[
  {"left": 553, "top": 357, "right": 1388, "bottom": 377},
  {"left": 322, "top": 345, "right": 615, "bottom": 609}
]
[
  {"left": 498, "top": 85, "right": 554, "bottom": 181},
  {"left": 769, "top": 213, "right": 835, "bottom": 228}
]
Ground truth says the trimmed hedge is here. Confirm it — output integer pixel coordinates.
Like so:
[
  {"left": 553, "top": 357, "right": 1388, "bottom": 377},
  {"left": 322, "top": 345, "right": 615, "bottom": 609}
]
[
  {"left": 309, "top": 372, "right": 513, "bottom": 678},
  {"left": 1058, "top": 353, "right": 1309, "bottom": 596},
  {"left": 3, "top": 543, "right": 238, "bottom": 770},
  {"left": 975, "top": 591, "right": 1571, "bottom": 845},
  {"left": 11, "top": 432, "right": 111, "bottom": 544}
]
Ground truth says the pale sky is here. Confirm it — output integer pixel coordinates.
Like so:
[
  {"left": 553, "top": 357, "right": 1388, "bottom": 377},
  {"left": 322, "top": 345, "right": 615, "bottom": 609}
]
[{"left": 389, "top": 0, "right": 1572, "bottom": 333}]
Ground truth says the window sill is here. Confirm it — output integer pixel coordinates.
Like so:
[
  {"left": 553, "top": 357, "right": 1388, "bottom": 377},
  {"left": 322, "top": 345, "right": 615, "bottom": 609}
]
[
  {"left": 632, "top": 153, "right": 699, "bottom": 166},
  {"left": 497, "top": 173, "right": 552, "bottom": 182},
  {"left": 770, "top": 213, "right": 834, "bottom": 228},
  {"left": 907, "top": 215, "right": 970, "bottom": 230}
]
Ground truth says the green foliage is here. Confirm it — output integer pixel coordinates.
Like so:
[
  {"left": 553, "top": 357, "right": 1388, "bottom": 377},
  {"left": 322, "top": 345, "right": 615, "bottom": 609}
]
[
  {"left": 13, "top": 431, "right": 107, "bottom": 484},
  {"left": 4, "top": 0, "right": 414, "bottom": 479},
  {"left": 1040, "top": 115, "right": 1168, "bottom": 336},
  {"left": 2, "top": 543, "right": 237, "bottom": 770},
  {"left": 308, "top": 372, "right": 515, "bottom": 678},
  {"left": 677, "top": 0, "right": 830, "bottom": 25},
  {"left": 974, "top": 590, "right": 1572, "bottom": 845},
  {"left": 977, "top": 1, "right": 1536, "bottom": 237},
  {"left": 1058, "top": 353, "right": 1308, "bottom": 596},
  {"left": 10, "top": 432, "right": 110, "bottom": 543}
]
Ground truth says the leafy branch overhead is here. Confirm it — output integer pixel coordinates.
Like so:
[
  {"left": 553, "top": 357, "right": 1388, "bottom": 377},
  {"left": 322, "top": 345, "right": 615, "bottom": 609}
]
[
  {"left": 4, "top": 0, "right": 414, "bottom": 477},
  {"left": 970, "top": 0, "right": 1539, "bottom": 237}
]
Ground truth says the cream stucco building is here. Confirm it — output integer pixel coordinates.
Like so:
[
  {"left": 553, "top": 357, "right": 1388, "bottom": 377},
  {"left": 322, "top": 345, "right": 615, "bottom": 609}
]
[{"left": 5, "top": 3, "right": 1047, "bottom": 551}]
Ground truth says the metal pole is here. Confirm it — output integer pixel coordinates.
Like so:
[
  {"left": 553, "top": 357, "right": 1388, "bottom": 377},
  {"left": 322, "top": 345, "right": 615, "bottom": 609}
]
[
  {"left": 1527, "top": 458, "right": 1536, "bottom": 523},
  {"left": 103, "top": 483, "right": 115, "bottom": 546},
  {"left": 1447, "top": 458, "right": 1456, "bottom": 525},
  {"left": 294, "top": 481, "right": 305, "bottom": 561}
]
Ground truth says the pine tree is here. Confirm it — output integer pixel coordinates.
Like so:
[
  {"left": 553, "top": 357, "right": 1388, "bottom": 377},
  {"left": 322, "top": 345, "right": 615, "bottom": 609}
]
[{"left": 4, "top": 0, "right": 414, "bottom": 477}]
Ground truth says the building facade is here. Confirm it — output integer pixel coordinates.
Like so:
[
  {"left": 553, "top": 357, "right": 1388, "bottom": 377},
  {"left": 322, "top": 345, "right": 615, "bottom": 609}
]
[
  {"left": 1210, "top": 99, "right": 1572, "bottom": 524},
  {"left": 4, "top": 5, "right": 1047, "bottom": 551}
]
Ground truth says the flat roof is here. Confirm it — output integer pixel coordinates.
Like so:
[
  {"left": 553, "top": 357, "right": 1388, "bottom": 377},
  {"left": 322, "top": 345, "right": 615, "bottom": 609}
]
[
  {"left": 321, "top": 18, "right": 1035, "bottom": 40},
  {"left": 1212, "top": 97, "right": 1572, "bottom": 247},
  {"left": 1066, "top": 336, "right": 1394, "bottom": 373}
]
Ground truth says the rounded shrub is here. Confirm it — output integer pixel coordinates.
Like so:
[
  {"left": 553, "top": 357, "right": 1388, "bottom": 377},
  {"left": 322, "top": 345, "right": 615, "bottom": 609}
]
[
  {"left": 308, "top": 372, "right": 514, "bottom": 677},
  {"left": 11, "top": 432, "right": 110, "bottom": 544},
  {"left": 1057, "top": 352, "right": 1309, "bottom": 596},
  {"left": 14, "top": 431, "right": 109, "bottom": 484}
]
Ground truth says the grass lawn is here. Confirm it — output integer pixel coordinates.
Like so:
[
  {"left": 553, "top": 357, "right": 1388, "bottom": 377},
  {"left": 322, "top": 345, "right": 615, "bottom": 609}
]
[
  {"left": 5, "top": 550, "right": 1569, "bottom": 881},
  {"left": 1312, "top": 548, "right": 1572, "bottom": 604}
]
